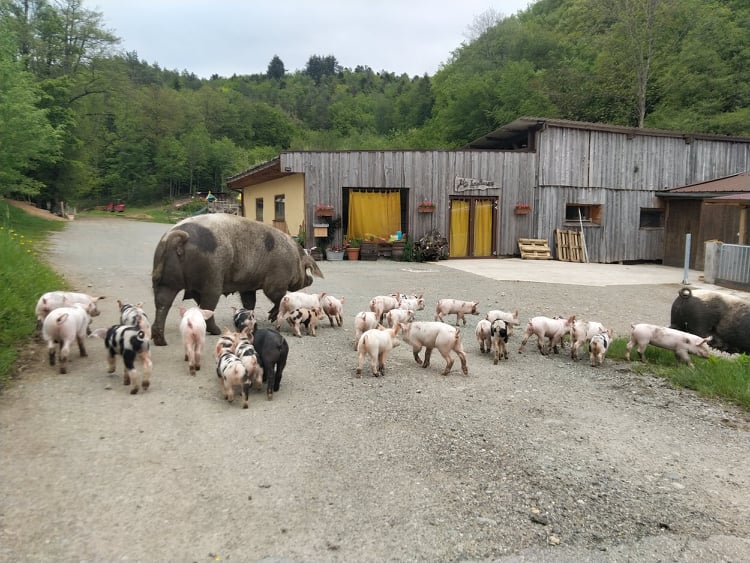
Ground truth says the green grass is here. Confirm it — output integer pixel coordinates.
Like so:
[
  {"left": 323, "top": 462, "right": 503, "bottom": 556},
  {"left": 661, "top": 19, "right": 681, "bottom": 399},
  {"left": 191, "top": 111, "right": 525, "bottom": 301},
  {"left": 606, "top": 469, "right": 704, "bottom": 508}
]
[
  {"left": 0, "top": 200, "right": 69, "bottom": 385},
  {"left": 82, "top": 200, "right": 205, "bottom": 224},
  {"left": 609, "top": 337, "right": 750, "bottom": 409}
]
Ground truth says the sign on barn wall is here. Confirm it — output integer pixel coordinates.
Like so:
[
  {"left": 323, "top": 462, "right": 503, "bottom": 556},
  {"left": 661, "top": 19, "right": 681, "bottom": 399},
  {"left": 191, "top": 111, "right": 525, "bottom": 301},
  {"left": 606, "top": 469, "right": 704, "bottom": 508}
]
[{"left": 454, "top": 176, "right": 496, "bottom": 191}]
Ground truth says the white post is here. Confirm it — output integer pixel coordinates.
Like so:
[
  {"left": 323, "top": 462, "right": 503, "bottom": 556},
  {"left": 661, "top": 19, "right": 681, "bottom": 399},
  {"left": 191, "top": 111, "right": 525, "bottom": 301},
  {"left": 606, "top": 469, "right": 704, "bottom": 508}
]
[{"left": 682, "top": 233, "right": 692, "bottom": 284}]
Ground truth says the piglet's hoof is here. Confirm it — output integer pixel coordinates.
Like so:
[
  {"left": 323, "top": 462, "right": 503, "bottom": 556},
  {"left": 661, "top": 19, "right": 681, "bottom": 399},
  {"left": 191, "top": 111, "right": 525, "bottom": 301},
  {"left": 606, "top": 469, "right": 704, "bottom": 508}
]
[
  {"left": 141, "top": 381, "right": 150, "bottom": 390},
  {"left": 130, "top": 388, "right": 139, "bottom": 395}
]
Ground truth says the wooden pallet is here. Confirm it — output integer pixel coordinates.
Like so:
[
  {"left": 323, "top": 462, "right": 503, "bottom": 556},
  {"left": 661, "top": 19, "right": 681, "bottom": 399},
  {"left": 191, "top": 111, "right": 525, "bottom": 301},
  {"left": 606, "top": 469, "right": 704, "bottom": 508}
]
[
  {"left": 518, "top": 238, "right": 552, "bottom": 260},
  {"left": 555, "top": 229, "right": 585, "bottom": 262}
]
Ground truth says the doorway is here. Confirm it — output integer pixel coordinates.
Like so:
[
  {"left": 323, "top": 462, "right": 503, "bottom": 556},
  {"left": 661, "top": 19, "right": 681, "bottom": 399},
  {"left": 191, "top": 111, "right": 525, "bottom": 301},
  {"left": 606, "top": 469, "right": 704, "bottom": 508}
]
[{"left": 449, "top": 197, "right": 497, "bottom": 258}]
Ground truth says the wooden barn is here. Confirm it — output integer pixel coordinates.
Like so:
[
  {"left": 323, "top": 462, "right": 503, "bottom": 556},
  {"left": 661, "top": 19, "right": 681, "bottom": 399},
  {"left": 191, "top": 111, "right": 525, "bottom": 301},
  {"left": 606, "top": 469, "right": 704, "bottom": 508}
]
[
  {"left": 225, "top": 117, "right": 750, "bottom": 263},
  {"left": 659, "top": 172, "right": 750, "bottom": 269}
]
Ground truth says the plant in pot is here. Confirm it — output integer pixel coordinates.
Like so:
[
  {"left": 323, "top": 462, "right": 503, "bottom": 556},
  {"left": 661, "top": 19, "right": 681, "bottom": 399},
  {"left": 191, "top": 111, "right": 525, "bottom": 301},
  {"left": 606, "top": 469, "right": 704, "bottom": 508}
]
[
  {"left": 326, "top": 243, "right": 344, "bottom": 261},
  {"left": 345, "top": 237, "right": 362, "bottom": 260}
]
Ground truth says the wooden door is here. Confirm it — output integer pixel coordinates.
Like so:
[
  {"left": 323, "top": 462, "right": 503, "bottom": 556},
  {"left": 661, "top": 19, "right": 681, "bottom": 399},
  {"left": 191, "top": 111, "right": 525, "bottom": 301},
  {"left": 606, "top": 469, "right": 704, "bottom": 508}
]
[{"left": 448, "top": 197, "right": 496, "bottom": 258}]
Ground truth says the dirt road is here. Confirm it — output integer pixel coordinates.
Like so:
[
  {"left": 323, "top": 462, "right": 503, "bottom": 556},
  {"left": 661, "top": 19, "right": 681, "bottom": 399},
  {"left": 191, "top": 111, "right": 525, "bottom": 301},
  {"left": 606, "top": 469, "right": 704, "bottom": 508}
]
[{"left": 1, "top": 216, "right": 748, "bottom": 562}]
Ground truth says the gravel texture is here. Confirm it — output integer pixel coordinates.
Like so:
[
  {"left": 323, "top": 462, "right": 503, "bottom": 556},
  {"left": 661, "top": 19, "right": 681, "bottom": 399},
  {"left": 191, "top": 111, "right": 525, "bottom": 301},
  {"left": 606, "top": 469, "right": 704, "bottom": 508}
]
[{"left": 1, "top": 216, "right": 749, "bottom": 562}]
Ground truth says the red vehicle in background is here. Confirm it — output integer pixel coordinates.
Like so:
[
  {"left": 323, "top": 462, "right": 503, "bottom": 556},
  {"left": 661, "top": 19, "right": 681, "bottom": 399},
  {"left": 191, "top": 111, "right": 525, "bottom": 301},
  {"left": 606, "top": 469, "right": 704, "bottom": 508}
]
[{"left": 107, "top": 201, "right": 125, "bottom": 212}]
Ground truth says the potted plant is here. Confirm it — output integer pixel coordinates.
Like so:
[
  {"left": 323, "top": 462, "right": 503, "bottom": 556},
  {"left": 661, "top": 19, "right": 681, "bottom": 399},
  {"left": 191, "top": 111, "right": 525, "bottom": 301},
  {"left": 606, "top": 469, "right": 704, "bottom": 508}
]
[
  {"left": 345, "top": 237, "right": 362, "bottom": 260},
  {"left": 514, "top": 203, "right": 531, "bottom": 215},
  {"left": 417, "top": 200, "right": 436, "bottom": 213},
  {"left": 325, "top": 244, "right": 344, "bottom": 261},
  {"left": 316, "top": 204, "right": 334, "bottom": 217}
]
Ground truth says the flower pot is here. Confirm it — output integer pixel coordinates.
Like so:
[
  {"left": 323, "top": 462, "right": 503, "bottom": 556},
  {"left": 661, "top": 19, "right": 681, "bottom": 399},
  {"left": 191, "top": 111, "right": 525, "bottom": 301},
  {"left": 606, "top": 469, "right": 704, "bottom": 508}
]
[
  {"left": 418, "top": 206, "right": 435, "bottom": 213},
  {"left": 316, "top": 209, "right": 333, "bottom": 217},
  {"left": 514, "top": 208, "right": 531, "bottom": 215},
  {"left": 346, "top": 247, "right": 360, "bottom": 261},
  {"left": 326, "top": 250, "right": 344, "bottom": 261}
]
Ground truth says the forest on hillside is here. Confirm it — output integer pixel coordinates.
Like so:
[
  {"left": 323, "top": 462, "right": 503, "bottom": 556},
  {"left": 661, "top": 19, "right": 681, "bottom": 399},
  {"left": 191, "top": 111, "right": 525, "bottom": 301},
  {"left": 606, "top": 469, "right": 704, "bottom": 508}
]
[{"left": 1, "top": 0, "right": 748, "bottom": 208}]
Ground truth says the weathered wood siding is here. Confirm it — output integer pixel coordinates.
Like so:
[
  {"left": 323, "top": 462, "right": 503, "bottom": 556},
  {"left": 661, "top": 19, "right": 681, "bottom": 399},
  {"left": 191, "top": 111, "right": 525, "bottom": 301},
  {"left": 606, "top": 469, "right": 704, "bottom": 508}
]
[
  {"left": 273, "top": 127, "right": 749, "bottom": 263},
  {"left": 281, "top": 150, "right": 536, "bottom": 255},
  {"left": 534, "top": 125, "right": 750, "bottom": 262}
]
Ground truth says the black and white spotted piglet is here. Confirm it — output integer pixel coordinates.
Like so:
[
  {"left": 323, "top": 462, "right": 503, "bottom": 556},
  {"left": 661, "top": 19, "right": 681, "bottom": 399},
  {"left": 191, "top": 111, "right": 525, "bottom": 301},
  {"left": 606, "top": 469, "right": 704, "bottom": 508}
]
[
  {"left": 216, "top": 349, "right": 251, "bottom": 409},
  {"left": 117, "top": 299, "right": 152, "bottom": 338},
  {"left": 93, "top": 316, "right": 152, "bottom": 394},
  {"left": 231, "top": 306, "right": 256, "bottom": 334},
  {"left": 490, "top": 319, "right": 509, "bottom": 364}
]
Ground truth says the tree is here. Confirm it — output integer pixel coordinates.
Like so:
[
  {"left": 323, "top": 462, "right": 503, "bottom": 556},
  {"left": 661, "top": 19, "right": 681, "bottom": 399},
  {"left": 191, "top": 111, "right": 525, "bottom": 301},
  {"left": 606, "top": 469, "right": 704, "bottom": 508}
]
[
  {"left": 267, "top": 55, "right": 285, "bottom": 80},
  {"left": 0, "top": 24, "right": 61, "bottom": 196},
  {"left": 304, "top": 54, "right": 341, "bottom": 84}
]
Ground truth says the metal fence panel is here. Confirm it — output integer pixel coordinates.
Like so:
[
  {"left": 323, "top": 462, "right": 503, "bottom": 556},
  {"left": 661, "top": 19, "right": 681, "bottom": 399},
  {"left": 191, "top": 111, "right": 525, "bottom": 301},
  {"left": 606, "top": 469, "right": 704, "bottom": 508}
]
[{"left": 717, "top": 244, "right": 750, "bottom": 287}]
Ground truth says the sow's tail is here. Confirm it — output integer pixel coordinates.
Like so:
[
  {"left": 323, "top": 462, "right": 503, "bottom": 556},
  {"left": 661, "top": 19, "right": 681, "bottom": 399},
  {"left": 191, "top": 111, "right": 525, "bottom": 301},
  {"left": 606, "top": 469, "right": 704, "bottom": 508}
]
[{"left": 151, "top": 229, "right": 189, "bottom": 286}]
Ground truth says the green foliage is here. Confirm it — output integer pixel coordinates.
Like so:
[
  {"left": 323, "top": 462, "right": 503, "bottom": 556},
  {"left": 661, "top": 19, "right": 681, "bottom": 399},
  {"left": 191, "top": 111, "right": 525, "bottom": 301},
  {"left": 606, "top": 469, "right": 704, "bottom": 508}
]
[
  {"left": 0, "top": 23, "right": 62, "bottom": 196},
  {"left": 609, "top": 337, "right": 750, "bottom": 409},
  {"left": 0, "top": 200, "right": 67, "bottom": 385},
  {"left": 1, "top": 0, "right": 747, "bottom": 207}
]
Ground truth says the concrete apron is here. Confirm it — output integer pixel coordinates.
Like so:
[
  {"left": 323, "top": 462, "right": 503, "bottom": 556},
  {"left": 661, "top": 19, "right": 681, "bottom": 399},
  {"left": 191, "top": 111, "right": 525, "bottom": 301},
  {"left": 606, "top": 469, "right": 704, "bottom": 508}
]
[{"left": 439, "top": 258, "right": 748, "bottom": 296}]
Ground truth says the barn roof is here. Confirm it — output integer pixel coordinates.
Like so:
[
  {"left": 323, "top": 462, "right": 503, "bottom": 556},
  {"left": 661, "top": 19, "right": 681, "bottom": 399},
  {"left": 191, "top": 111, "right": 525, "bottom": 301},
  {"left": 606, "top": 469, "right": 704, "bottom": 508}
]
[
  {"left": 226, "top": 156, "right": 289, "bottom": 190},
  {"left": 659, "top": 171, "right": 750, "bottom": 203},
  {"left": 464, "top": 117, "right": 750, "bottom": 150}
]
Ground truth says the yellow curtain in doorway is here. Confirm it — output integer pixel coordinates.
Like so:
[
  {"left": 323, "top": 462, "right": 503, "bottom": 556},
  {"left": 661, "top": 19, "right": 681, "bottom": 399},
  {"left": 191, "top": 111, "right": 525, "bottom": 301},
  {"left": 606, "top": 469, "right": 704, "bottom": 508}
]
[
  {"left": 473, "top": 199, "right": 493, "bottom": 256},
  {"left": 450, "top": 200, "right": 469, "bottom": 257},
  {"left": 347, "top": 191, "right": 401, "bottom": 240}
]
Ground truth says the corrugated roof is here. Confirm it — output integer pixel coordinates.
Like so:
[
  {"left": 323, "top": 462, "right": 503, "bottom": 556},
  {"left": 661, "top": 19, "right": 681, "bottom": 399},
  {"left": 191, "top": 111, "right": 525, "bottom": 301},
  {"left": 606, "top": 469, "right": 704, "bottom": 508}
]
[
  {"left": 465, "top": 117, "right": 750, "bottom": 150},
  {"left": 664, "top": 172, "right": 750, "bottom": 194}
]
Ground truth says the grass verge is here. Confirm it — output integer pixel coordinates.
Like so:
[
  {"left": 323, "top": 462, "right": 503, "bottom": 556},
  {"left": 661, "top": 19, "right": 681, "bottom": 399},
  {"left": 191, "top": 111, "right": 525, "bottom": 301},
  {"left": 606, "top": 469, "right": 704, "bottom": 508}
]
[
  {"left": 0, "top": 200, "right": 68, "bottom": 386},
  {"left": 608, "top": 338, "right": 750, "bottom": 410}
]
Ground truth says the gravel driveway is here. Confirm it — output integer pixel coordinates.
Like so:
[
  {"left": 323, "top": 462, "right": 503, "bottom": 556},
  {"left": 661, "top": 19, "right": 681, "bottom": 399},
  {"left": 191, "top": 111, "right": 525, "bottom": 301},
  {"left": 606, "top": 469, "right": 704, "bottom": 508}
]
[{"left": 1, "top": 216, "right": 748, "bottom": 562}]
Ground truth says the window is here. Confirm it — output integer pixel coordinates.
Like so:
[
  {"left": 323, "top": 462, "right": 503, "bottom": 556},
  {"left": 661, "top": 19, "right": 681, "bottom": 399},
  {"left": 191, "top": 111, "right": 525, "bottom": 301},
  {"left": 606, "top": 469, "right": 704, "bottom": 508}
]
[
  {"left": 565, "top": 204, "right": 602, "bottom": 225},
  {"left": 255, "top": 198, "right": 263, "bottom": 221},
  {"left": 274, "top": 195, "right": 285, "bottom": 221},
  {"left": 639, "top": 207, "right": 664, "bottom": 229}
]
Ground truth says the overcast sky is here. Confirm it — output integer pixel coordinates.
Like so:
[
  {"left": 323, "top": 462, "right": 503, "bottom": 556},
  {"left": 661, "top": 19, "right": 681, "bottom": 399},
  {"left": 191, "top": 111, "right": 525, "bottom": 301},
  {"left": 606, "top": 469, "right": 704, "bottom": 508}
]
[{"left": 87, "top": 1, "right": 534, "bottom": 79}]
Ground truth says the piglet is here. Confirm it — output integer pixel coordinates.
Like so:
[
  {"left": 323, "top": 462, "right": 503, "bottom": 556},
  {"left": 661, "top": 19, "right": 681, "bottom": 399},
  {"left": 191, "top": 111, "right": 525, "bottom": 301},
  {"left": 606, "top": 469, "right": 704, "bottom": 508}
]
[
  {"left": 434, "top": 298, "right": 479, "bottom": 326},
  {"left": 231, "top": 306, "right": 256, "bottom": 334},
  {"left": 118, "top": 300, "right": 152, "bottom": 338},
  {"left": 490, "top": 319, "right": 509, "bottom": 364},
  {"left": 252, "top": 328, "right": 289, "bottom": 400},
  {"left": 485, "top": 309, "right": 520, "bottom": 336},
  {"left": 386, "top": 307, "right": 415, "bottom": 328},
  {"left": 401, "top": 321, "right": 468, "bottom": 376},
  {"left": 35, "top": 291, "right": 105, "bottom": 331},
  {"left": 320, "top": 295, "right": 345, "bottom": 327},
  {"left": 518, "top": 315, "right": 575, "bottom": 355},
  {"left": 178, "top": 306, "right": 214, "bottom": 376},
  {"left": 369, "top": 295, "right": 400, "bottom": 323},
  {"left": 233, "top": 329, "right": 264, "bottom": 390},
  {"left": 356, "top": 323, "right": 401, "bottom": 377},
  {"left": 475, "top": 319, "right": 492, "bottom": 354},
  {"left": 216, "top": 349, "right": 251, "bottom": 408},
  {"left": 570, "top": 320, "right": 609, "bottom": 361},
  {"left": 589, "top": 331, "right": 612, "bottom": 367},
  {"left": 397, "top": 294, "right": 425, "bottom": 312},
  {"left": 42, "top": 303, "right": 92, "bottom": 374},
  {"left": 285, "top": 306, "right": 322, "bottom": 337},
  {"left": 626, "top": 323, "right": 712, "bottom": 367},
  {"left": 93, "top": 315, "right": 152, "bottom": 394},
  {"left": 353, "top": 311, "right": 380, "bottom": 350}
]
